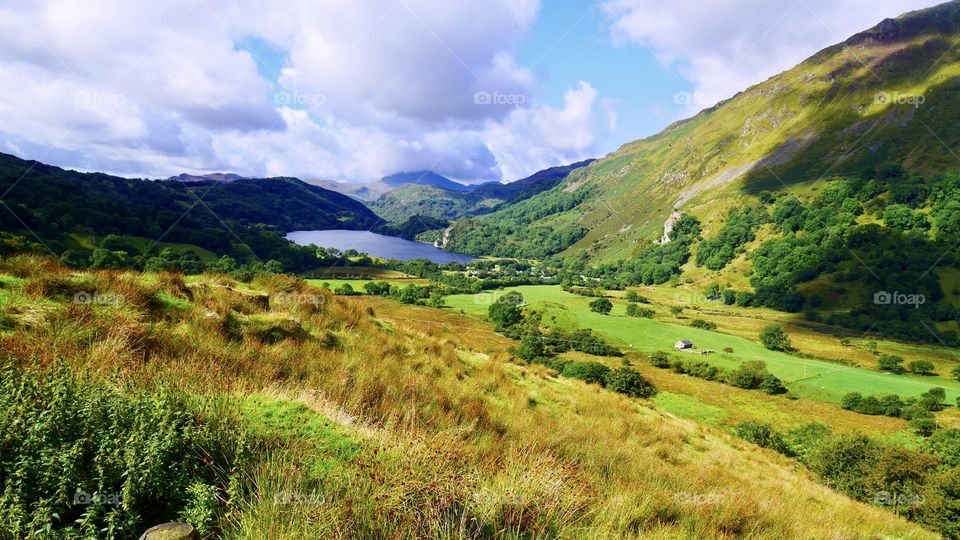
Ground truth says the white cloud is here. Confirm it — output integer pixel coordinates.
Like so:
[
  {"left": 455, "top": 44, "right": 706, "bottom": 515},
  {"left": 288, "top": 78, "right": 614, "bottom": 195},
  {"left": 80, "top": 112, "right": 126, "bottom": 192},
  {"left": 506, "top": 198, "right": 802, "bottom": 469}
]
[
  {"left": 602, "top": 0, "right": 939, "bottom": 113},
  {"left": 485, "top": 81, "right": 601, "bottom": 181},
  {"left": 0, "top": 0, "right": 608, "bottom": 183}
]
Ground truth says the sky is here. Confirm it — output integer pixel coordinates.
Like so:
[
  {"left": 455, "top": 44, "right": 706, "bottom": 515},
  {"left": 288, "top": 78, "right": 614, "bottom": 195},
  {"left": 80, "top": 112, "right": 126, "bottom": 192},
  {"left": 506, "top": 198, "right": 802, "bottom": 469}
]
[{"left": 0, "top": 0, "right": 941, "bottom": 183}]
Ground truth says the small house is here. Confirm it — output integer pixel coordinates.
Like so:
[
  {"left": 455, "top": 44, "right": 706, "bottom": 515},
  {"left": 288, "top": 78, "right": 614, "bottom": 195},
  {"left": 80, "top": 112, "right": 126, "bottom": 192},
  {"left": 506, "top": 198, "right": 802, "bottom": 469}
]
[{"left": 675, "top": 340, "right": 694, "bottom": 351}]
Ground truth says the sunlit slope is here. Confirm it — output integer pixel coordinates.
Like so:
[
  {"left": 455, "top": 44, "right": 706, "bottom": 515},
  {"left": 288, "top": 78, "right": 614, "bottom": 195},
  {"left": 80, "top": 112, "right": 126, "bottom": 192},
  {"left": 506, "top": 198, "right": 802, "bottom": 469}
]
[{"left": 447, "top": 1, "right": 960, "bottom": 261}]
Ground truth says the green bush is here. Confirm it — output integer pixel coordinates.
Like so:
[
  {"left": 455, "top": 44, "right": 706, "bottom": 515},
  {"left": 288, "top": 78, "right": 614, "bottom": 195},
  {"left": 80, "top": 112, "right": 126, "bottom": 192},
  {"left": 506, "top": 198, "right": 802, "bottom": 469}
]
[
  {"left": 588, "top": 298, "right": 613, "bottom": 315},
  {"left": 759, "top": 324, "right": 792, "bottom": 351},
  {"left": 878, "top": 355, "right": 905, "bottom": 373},
  {"left": 604, "top": 367, "right": 657, "bottom": 398},
  {"left": 735, "top": 422, "right": 794, "bottom": 456},
  {"left": 625, "top": 304, "right": 654, "bottom": 318},
  {"left": 0, "top": 364, "right": 249, "bottom": 539},
  {"left": 649, "top": 352, "right": 671, "bottom": 368},
  {"left": 561, "top": 361, "right": 611, "bottom": 386},
  {"left": 690, "top": 319, "right": 717, "bottom": 330},
  {"left": 907, "top": 360, "right": 936, "bottom": 375}
]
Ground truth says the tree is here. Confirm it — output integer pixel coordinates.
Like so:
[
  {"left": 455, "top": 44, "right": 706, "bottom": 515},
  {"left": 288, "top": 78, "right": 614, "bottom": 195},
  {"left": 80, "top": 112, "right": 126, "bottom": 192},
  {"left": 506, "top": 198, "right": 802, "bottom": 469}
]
[
  {"left": 604, "top": 368, "right": 657, "bottom": 398},
  {"left": 920, "top": 387, "right": 947, "bottom": 411},
  {"left": 760, "top": 374, "right": 787, "bottom": 395},
  {"left": 589, "top": 298, "right": 613, "bottom": 315},
  {"left": 516, "top": 330, "right": 545, "bottom": 362},
  {"left": 953, "top": 365, "right": 960, "bottom": 382},
  {"left": 625, "top": 290, "right": 648, "bottom": 303},
  {"left": 841, "top": 392, "right": 862, "bottom": 410},
  {"left": 907, "top": 360, "right": 936, "bottom": 375},
  {"left": 488, "top": 292, "right": 524, "bottom": 331},
  {"left": 878, "top": 355, "right": 905, "bottom": 373},
  {"left": 759, "top": 324, "right": 792, "bottom": 351},
  {"left": 920, "top": 429, "right": 960, "bottom": 468},
  {"left": 334, "top": 283, "right": 357, "bottom": 296}
]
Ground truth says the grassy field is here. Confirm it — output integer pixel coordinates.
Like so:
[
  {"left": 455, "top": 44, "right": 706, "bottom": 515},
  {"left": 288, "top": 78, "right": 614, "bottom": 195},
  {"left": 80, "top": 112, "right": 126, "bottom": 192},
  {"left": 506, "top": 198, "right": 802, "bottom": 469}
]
[
  {"left": 0, "top": 255, "right": 934, "bottom": 538},
  {"left": 445, "top": 286, "right": 960, "bottom": 405}
]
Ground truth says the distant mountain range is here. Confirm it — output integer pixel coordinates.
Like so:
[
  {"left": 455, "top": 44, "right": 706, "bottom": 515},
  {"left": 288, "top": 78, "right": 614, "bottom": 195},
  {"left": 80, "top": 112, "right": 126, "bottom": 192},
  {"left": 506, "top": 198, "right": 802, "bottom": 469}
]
[
  {"left": 311, "top": 170, "right": 476, "bottom": 202},
  {"left": 166, "top": 172, "right": 244, "bottom": 183},
  {"left": 368, "top": 160, "right": 595, "bottom": 224}
]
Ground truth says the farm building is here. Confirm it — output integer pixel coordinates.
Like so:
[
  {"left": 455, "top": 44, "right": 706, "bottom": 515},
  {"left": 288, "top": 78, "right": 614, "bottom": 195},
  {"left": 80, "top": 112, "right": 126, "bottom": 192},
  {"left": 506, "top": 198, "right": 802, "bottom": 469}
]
[{"left": 674, "top": 340, "right": 694, "bottom": 350}]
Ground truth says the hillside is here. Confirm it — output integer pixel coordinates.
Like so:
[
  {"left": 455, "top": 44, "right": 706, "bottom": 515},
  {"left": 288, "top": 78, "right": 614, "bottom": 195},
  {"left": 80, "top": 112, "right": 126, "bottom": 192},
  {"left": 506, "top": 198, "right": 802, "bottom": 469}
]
[
  {"left": 0, "top": 152, "right": 381, "bottom": 270},
  {"left": 0, "top": 255, "right": 936, "bottom": 539},
  {"left": 447, "top": 1, "right": 960, "bottom": 260},
  {"left": 370, "top": 160, "right": 594, "bottom": 224},
  {"left": 443, "top": 2, "right": 960, "bottom": 343}
]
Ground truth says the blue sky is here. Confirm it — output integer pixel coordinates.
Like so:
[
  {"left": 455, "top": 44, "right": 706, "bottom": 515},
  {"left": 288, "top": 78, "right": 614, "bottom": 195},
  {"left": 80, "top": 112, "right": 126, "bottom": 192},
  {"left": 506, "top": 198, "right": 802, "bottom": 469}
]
[{"left": 0, "top": 0, "right": 941, "bottom": 183}]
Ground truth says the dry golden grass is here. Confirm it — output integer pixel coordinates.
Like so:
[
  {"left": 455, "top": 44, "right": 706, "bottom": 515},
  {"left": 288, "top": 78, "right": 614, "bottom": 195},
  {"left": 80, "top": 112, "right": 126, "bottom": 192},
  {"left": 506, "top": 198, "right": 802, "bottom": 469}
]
[{"left": 0, "top": 255, "right": 936, "bottom": 539}]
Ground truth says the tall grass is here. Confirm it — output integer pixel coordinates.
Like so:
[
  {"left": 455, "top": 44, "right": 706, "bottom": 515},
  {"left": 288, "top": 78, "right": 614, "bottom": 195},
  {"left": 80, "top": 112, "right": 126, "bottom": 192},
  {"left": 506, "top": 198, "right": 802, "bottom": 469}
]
[{"left": 0, "top": 256, "right": 936, "bottom": 538}]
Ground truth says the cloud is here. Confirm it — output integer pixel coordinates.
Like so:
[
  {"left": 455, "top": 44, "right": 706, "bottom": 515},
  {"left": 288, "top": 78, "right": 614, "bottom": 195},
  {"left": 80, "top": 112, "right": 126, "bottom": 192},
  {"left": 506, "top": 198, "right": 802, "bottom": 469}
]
[
  {"left": 485, "top": 81, "right": 601, "bottom": 182},
  {"left": 602, "top": 0, "right": 938, "bottom": 113},
  {"left": 0, "top": 0, "right": 608, "bottom": 183}
]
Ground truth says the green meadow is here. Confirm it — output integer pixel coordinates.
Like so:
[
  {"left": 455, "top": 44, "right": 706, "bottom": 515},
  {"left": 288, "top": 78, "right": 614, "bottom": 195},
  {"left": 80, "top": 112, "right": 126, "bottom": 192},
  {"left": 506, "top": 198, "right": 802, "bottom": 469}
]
[{"left": 446, "top": 286, "right": 960, "bottom": 404}]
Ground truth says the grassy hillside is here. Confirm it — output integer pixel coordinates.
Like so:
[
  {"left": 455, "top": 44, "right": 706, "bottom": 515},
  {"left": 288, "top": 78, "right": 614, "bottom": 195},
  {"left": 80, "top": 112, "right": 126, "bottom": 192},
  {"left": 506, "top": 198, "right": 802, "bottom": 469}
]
[
  {"left": 0, "top": 255, "right": 936, "bottom": 539},
  {"left": 446, "top": 1, "right": 960, "bottom": 260},
  {"left": 370, "top": 161, "right": 593, "bottom": 225}
]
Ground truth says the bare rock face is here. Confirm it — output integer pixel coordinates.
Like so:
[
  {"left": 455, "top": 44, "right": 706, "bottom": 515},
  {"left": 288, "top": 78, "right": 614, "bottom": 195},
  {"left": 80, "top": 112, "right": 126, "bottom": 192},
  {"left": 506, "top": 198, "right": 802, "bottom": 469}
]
[{"left": 138, "top": 522, "right": 199, "bottom": 540}]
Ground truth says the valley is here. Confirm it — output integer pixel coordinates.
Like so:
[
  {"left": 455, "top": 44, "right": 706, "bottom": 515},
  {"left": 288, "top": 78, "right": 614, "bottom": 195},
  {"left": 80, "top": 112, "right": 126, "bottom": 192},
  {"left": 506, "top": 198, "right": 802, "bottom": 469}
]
[{"left": 5, "top": 1, "right": 960, "bottom": 538}]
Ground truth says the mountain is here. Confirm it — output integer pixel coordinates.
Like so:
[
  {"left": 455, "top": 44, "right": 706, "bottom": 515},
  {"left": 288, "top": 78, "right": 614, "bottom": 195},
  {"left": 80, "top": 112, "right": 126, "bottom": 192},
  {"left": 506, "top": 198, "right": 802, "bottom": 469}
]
[
  {"left": 379, "top": 170, "right": 473, "bottom": 192},
  {"left": 447, "top": 1, "right": 960, "bottom": 261},
  {"left": 166, "top": 172, "right": 243, "bottom": 183},
  {"left": 443, "top": 2, "right": 960, "bottom": 345},
  {"left": 311, "top": 170, "right": 474, "bottom": 203},
  {"left": 0, "top": 152, "right": 381, "bottom": 268},
  {"left": 369, "top": 160, "right": 595, "bottom": 224}
]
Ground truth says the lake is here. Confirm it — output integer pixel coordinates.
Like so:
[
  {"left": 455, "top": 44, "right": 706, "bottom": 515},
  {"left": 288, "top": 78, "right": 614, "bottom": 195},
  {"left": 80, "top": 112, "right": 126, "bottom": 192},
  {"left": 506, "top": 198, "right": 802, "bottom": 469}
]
[{"left": 285, "top": 230, "right": 476, "bottom": 264}]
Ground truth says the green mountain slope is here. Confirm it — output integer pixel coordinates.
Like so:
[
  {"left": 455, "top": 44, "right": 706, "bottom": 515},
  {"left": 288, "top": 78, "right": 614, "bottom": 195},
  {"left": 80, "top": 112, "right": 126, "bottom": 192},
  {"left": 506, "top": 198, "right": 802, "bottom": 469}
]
[
  {"left": 0, "top": 152, "right": 381, "bottom": 269},
  {"left": 370, "top": 160, "right": 594, "bottom": 224},
  {"left": 447, "top": 1, "right": 960, "bottom": 261}
]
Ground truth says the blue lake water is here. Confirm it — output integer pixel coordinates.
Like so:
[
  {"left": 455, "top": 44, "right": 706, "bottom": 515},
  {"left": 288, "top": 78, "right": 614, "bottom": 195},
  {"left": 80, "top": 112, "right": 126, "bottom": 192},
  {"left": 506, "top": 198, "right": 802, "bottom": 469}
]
[{"left": 285, "top": 230, "right": 475, "bottom": 264}]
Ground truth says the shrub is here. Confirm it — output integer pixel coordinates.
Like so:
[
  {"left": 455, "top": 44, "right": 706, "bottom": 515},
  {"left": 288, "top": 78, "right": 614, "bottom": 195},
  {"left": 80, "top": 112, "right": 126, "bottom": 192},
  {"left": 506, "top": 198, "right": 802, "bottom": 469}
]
[
  {"left": 604, "top": 368, "right": 657, "bottom": 398},
  {"left": 735, "top": 422, "right": 794, "bottom": 456},
  {"left": 840, "top": 392, "right": 862, "bottom": 410},
  {"left": 907, "top": 360, "right": 936, "bottom": 375},
  {"left": 878, "top": 355, "right": 905, "bottom": 373},
  {"left": 910, "top": 416, "right": 939, "bottom": 437},
  {"left": 0, "top": 364, "right": 248, "bottom": 538},
  {"left": 589, "top": 298, "right": 613, "bottom": 315},
  {"left": 690, "top": 319, "right": 717, "bottom": 330},
  {"left": 624, "top": 291, "right": 649, "bottom": 303},
  {"left": 760, "top": 374, "right": 787, "bottom": 395},
  {"left": 727, "top": 361, "right": 769, "bottom": 390},
  {"left": 625, "top": 304, "right": 654, "bottom": 318},
  {"left": 759, "top": 324, "right": 791, "bottom": 351},
  {"left": 920, "top": 429, "right": 960, "bottom": 468},
  {"left": 649, "top": 352, "right": 671, "bottom": 368},
  {"left": 561, "top": 361, "right": 611, "bottom": 386}
]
